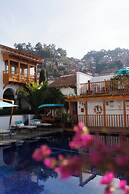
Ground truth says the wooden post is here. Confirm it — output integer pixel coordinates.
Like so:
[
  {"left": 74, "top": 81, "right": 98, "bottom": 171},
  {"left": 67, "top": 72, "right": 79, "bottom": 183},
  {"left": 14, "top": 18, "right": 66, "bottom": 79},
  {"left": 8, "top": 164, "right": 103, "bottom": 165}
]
[
  {"left": 85, "top": 101, "right": 88, "bottom": 127},
  {"left": 35, "top": 65, "right": 37, "bottom": 83},
  {"left": 103, "top": 100, "right": 106, "bottom": 127},
  {"left": 123, "top": 100, "right": 127, "bottom": 128},
  {"left": 104, "top": 80, "right": 107, "bottom": 93},
  {"left": 68, "top": 102, "right": 72, "bottom": 115},
  {"left": 18, "top": 62, "right": 20, "bottom": 81},
  {"left": 8, "top": 59, "right": 11, "bottom": 75},
  {"left": 88, "top": 80, "right": 91, "bottom": 94},
  {"left": 28, "top": 64, "right": 30, "bottom": 82}
]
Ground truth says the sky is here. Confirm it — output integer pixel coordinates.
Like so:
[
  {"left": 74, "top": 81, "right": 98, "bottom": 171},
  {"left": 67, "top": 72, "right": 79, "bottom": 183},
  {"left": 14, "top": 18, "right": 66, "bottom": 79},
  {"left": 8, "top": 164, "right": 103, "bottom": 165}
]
[{"left": 0, "top": 0, "right": 129, "bottom": 58}]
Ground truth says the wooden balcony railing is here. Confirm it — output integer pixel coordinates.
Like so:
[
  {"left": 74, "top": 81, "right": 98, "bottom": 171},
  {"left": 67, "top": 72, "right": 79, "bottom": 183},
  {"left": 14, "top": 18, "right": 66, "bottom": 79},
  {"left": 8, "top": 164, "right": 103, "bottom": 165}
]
[
  {"left": 80, "top": 80, "right": 129, "bottom": 95},
  {"left": 78, "top": 114, "right": 129, "bottom": 129},
  {"left": 3, "top": 71, "right": 36, "bottom": 85}
]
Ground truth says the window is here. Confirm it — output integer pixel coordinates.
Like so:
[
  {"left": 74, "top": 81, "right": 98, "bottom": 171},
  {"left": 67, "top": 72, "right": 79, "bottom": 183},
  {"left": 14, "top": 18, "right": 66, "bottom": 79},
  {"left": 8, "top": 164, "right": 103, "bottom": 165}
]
[
  {"left": 10, "top": 61, "right": 18, "bottom": 74},
  {"left": 30, "top": 66, "right": 35, "bottom": 76},
  {"left": 109, "top": 101, "right": 114, "bottom": 108},
  {"left": 4, "top": 61, "right": 8, "bottom": 71},
  {"left": 11, "top": 66, "right": 17, "bottom": 74}
]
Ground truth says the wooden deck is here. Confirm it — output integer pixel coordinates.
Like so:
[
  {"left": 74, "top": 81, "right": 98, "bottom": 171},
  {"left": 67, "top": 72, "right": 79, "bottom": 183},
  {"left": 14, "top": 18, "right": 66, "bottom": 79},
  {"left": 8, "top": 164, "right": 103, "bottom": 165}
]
[
  {"left": 78, "top": 114, "right": 129, "bottom": 132},
  {"left": 80, "top": 79, "right": 129, "bottom": 96},
  {"left": 3, "top": 71, "right": 36, "bottom": 85}
]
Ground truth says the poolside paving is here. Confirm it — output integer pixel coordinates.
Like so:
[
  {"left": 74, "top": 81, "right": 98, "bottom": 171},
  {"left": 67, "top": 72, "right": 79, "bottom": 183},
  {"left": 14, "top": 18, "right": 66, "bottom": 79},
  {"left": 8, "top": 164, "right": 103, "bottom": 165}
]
[{"left": 0, "top": 127, "right": 64, "bottom": 146}]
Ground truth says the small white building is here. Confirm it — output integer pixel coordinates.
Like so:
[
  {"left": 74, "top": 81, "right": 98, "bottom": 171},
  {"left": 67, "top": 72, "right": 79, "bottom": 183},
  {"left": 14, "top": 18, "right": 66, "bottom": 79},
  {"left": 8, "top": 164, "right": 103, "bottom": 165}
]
[{"left": 49, "top": 72, "right": 92, "bottom": 116}]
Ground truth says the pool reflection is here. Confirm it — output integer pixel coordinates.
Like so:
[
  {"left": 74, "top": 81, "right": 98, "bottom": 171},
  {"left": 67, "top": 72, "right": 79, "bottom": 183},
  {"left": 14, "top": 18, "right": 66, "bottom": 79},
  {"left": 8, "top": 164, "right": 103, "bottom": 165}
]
[
  {"left": 0, "top": 141, "right": 111, "bottom": 194},
  {"left": 0, "top": 142, "right": 58, "bottom": 194}
]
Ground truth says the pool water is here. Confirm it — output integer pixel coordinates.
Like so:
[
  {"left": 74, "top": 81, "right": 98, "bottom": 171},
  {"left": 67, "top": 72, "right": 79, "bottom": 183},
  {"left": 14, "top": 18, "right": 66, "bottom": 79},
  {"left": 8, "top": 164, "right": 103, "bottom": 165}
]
[{"left": 0, "top": 140, "right": 120, "bottom": 194}]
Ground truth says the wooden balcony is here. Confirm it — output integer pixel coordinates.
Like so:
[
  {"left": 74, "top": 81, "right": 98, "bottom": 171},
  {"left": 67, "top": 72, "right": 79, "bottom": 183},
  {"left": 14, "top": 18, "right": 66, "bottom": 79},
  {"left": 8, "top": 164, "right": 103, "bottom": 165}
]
[
  {"left": 78, "top": 114, "right": 129, "bottom": 134},
  {"left": 80, "top": 80, "right": 129, "bottom": 96},
  {"left": 3, "top": 71, "right": 36, "bottom": 85}
]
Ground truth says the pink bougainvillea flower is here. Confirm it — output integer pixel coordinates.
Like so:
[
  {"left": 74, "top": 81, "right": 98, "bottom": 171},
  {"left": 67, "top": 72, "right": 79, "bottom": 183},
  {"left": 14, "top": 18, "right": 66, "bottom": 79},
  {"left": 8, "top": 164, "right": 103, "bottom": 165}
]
[
  {"left": 81, "top": 134, "right": 94, "bottom": 147},
  {"left": 40, "top": 145, "right": 52, "bottom": 157},
  {"left": 105, "top": 189, "right": 112, "bottom": 194},
  {"left": 115, "top": 156, "right": 127, "bottom": 167},
  {"left": 105, "top": 190, "right": 112, "bottom": 194},
  {"left": 55, "top": 166, "right": 71, "bottom": 179},
  {"left": 73, "top": 126, "right": 80, "bottom": 133},
  {"left": 69, "top": 139, "right": 82, "bottom": 149},
  {"left": 124, "top": 187, "right": 129, "bottom": 194},
  {"left": 32, "top": 148, "right": 42, "bottom": 161},
  {"left": 82, "top": 126, "right": 89, "bottom": 134},
  {"left": 100, "top": 172, "right": 114, "bottom": 185},
  {"left": 104, "top": 185, "right": 115, "bottom": 194},
  {"left": 44, "top": 158, "right": 57, "bottom": 169},
  {"left": 55, "top": 156, "right": 83, "bottom": 179},
  {"left": 32, "top": 145, "right": 52, "bottom": 161},
  {"left": 33, "top": 122, "right": 129, "bottom": 194},
  {"left": 77, "top": 122, "right": 89, "bottom": 134},
  {"left": 58, "top": 154, "right": 65, "bottom": 161},
  {"left": 90, "top": 151, "right": 102, "bottom": 165},
  {"left": 119, "top": 180, "right": 127, "bottom": 190},
  {"left": 69, "top": 133, "right": 93, "bottom": 149},
  {"left": 78, "top": 122, "right": 84, "bottom": 130}
]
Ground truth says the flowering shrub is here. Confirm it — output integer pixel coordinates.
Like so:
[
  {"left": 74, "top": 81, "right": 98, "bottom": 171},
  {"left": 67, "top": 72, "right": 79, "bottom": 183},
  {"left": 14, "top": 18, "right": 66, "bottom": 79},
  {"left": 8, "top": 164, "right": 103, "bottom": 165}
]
[{"left": 33, "top": 122, "right": 129, "bottom": 193}]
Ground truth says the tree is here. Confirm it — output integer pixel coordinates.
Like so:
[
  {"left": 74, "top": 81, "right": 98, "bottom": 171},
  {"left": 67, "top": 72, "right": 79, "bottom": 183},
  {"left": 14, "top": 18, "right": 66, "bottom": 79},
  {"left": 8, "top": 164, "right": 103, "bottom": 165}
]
[
  {"left": 39, "top": 68, "right": 48, "bottom": 85},
  {"left": 17, "top": 82, "right": 42, "bottom": 114},
  {"left": 17, "top": 82, "right": 65, "bottom": 115},
  {"left": 14, "top": 42, "right": 69, "bottom": 78},
  {"left": 15, "top": 42, "right": 129, "bottom": 76}
]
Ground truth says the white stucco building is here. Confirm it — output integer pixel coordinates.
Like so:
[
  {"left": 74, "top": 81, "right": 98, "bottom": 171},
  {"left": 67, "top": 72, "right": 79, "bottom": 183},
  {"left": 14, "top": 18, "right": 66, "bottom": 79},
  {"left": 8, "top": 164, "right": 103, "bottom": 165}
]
[
  {"left": 67, "top": 71, "right": 129, "bottom": 134},
  {"left": 0, "top": 44, "right": 42, "bottom": 100},
  {"left": 49, "top": 72, "right": 92, "bottom": 116}
]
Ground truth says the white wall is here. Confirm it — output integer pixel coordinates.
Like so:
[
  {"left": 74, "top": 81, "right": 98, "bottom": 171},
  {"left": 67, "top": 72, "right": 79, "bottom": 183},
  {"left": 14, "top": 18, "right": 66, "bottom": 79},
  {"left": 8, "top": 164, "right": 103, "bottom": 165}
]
[
  {"left": 87, "top": 100, "right": 125, "bottom": 115},
  {"left": 0, "top": 115, "right": 22, "bottom": 129},
  {"left": 87, "top": 100, "right": 103, "bottom": 115},
  {"left": 0, "top": 114, "right": 34, "bottom": 129},
  {"left": 76, "top": 72, "right": 92, "bottom": 115},
  {"left": 77, "top": 102, "right": 86, "bottom": 115},
  {"left": 91, "top": 74, "right": 114, "bottom": 82},
  {"left": 105, "top": 100, "right": 123, "bottom": 115},
  {"left": 76, "top": 72, "right": 92, "bottom": 95},
  {"left": 3, "top": 84, "right": 20, "bottom": 95},
  {"left": 60, "top": 87, "right": 76, "bottom": 96},
  {"left": 126, "top": 101, "right": 129, "bottom": 115}
]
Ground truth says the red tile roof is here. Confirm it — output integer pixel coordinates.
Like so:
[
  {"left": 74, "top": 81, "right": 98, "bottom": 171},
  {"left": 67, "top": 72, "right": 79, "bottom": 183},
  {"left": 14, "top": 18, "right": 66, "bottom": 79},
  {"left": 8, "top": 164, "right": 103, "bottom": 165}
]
[
  {"left": 0, "top": 44, "right": 43, "bottom": 63},
  {"left": 49, "top": 74, "right": 76, "bottom": 88}
]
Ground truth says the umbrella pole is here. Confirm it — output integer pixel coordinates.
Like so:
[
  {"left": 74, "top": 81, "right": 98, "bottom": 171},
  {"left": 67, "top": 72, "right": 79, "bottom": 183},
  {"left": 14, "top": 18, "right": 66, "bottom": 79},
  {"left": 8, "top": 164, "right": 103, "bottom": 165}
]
[{"left": 9, "top": 106, "right": 14, "bottom": 132}]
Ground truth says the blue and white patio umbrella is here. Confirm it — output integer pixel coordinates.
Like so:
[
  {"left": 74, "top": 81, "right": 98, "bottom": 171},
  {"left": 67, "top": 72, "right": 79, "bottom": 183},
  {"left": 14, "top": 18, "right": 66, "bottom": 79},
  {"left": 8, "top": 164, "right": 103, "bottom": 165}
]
[
  {"left": 0, "top": 101, "right": 17, "bottom": 108},
  {"left": 38, "top": 104, "right": 64, "bottom": 109},
  {"left": 0, "top": 100, "right": 18, "bottom": 130},
  {"left": 115, "top": 67, "right": 129, "bottom": 75}
]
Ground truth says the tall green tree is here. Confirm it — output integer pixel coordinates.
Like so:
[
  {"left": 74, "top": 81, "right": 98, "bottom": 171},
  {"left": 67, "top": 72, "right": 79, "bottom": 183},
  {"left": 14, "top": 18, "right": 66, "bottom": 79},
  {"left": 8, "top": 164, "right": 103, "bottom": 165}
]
[
  {"left": 17, "top": 83, "right": 65, "bottom": 115},
  {"left": 39, "top": 68, "right": 48, "bottom": 85},
  {"left": 14, "top": 42, "right": 68, "bottom": 78}
]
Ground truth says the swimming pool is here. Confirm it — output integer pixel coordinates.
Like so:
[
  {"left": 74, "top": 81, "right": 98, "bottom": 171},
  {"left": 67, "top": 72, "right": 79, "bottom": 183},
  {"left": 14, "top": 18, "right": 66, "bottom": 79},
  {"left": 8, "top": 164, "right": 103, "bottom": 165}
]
[{"left": 0, "top": 140, "right": 120, "bottom": 194}]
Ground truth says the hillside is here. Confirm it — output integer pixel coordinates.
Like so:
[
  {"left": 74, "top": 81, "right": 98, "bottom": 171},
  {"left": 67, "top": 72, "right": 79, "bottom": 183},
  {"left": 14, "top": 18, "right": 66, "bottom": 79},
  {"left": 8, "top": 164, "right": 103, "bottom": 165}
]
[{"left": 14, "top": 43, "right": 129, "bottom": 78}]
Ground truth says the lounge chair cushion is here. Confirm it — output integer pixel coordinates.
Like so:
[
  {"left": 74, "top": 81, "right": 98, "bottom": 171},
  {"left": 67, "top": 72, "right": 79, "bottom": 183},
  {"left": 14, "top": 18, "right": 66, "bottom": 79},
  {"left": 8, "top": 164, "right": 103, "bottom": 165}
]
[{"left": 15, "top": 120, "right": 24, "bottom": 127}]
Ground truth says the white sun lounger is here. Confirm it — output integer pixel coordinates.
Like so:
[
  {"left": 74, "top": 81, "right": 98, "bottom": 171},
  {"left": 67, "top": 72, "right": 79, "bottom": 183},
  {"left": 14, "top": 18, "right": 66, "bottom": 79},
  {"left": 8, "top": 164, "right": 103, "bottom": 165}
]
[{"left": 0, "top": 129, "right": 12, "bottom": 139}]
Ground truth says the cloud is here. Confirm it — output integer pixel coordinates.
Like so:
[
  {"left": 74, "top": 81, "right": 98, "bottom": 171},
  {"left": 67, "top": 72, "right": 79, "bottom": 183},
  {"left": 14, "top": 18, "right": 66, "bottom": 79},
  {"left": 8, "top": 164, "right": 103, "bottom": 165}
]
[{"left": 0, "top": 0, "right": 129, "bottom": 58}]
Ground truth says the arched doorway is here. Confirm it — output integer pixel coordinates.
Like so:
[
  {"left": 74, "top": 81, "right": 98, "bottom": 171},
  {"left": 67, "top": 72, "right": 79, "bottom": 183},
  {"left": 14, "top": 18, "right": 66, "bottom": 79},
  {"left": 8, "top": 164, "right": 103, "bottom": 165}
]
[{"left": 3, "top": 88, "right": 15, "bottom": 101}]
